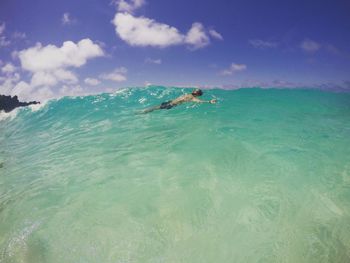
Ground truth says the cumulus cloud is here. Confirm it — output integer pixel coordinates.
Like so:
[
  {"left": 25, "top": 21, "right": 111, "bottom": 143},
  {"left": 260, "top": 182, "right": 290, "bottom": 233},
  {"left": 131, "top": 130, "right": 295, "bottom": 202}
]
[
  {"left": 1, "top": 63, "right": 16, "bottom": 74},
  {"left": 208, "top": 29, "right": 223, "bottom": 40},
  {"left": 145, "top": 58, "right": 162, "bottom": 64},
  {"left": 185, "top": 23, "right": 210, "bottom": 49},
  {"left": 113, "top": 13, "right": 219, "bottom": 49},
  {"left": 61, "top": 12, "right": 76, "bottom": 25},
  {"left": 59, "top": 84, "right": 84, "bottom": 96},
  {"left": 300, "top": 39, "right": 320, "bottom": 53},
  {"left": 100, "top": 67, "right": 127, "bottom": 82},
  {"left": 0, "top": 71, "right": 21, "bottom": 95},
  {"left": 249, "top": 39, "right": 278, "bottom": 49},
  {"left": 113, "top": 0, "right": 146, "bottom": 13},
  {"left": 113, "top": 13, "right": 184, "bottom": 47},
  {"left": 10, "top": 81, "right": 35, "bottom": 101},
  {"left": 84, "top": 77, "right": 101, "bottom": 86},
  {"left": 0, "top": 67, "right": 78, "bottom": 102},
  {"left": 30, "top": 69, "right": 78, "bottom": 88},
  {"left": 0, "top": 39, "right": 104, "bottom": 101},
  {"left": 18, "top": 38, "right": 104, "bottom": 72},
  {"left": 220, "top": 63, "right": 247, "bottom": 76}
]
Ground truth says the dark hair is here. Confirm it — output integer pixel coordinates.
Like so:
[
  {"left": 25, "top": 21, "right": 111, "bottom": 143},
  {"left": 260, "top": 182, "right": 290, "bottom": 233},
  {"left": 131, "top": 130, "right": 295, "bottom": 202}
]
[{"left": 192, "top": 89, "right": 203, "bottom": 96}]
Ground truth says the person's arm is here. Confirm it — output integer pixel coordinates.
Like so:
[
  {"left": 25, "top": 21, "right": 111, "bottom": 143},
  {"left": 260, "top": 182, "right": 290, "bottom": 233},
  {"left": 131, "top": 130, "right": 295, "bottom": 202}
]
[{"left": 192, "top": 98, "right": 217, "bottom": 104}]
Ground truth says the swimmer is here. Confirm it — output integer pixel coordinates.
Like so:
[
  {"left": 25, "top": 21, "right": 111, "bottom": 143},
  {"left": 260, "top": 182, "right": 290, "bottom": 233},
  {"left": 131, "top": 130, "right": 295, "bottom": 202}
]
[{"left": 142, "top": 89, "right": 216, "bottom": 113}]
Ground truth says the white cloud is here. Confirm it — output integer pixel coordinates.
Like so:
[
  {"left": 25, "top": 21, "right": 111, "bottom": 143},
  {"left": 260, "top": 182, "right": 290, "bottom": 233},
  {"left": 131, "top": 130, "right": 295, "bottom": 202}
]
[
  {"left": 114, "top": 0, "right": 146, "bottom": 13},
  {"left": 19, "top": 38, "right": 104, "bottom": 72},
  {"left": 112, "top": 13, "right": 221, "bottom": 49},
  {"left": 30, "top": 69, "right": 78, "bottom": 88},
  {"left": 185, "top": 23, "right": 210, "bottom": 49},
  {"left": 30, "top": 71, "right": 58, "bottom": 87},
  {"left": 61, "top": 12, "right": 76, "bottom": 25},
  {"left": 100, "top": 67, "right": 127, "bottom": 82},
  {"left": 0, "top": 68, "right": 81, "bottom": 102},
  {"left": 53, "top": 69, "right": 78, "bottom": 83},
  {"left": 1, "top": 63, "right": 16, "bottom": 74},
  {"left": 10, "top": 81, "right": 35, "bottom": 101},
  {"left": 1, "top": 39, "right": 104, "bottom": 102},
  {"left": 59, "top": 85, "right": 84, "bottom": 97},
  {"left": 300, "top": 39, "right": 320, "bottom": 53},
  {"left": 113, "top": 13, "right": 184, "bottom": 47},
  {"left": 145, "top": 58, "right": 162, "bottom": 64},
  {"left": 208, "top": 29, "right": 223, "bottom": 40},
  {"left": 249, "top": 39, "right": 278, "bottom": 49},
  {"left": 220, "top": 63, "right": 247, "bottom": 76},
  {"left": 84, "top": 77, "right": 101, "bottom": 86},
  {"left": 35, "top": 87, "right": 55, "bottom": 100},
  {"left": 0, "top": 72, "right": 21, "bottom": 95}
]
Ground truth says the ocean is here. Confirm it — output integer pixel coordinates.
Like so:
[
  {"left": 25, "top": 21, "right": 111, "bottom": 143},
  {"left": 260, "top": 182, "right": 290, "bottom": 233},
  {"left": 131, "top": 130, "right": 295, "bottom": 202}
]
[{"left": 1, "top": 86, "right": 350, "bottom": 262}]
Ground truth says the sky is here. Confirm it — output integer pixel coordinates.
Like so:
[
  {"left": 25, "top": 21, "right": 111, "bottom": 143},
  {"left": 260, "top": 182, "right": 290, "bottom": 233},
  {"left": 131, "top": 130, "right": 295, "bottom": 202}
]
[{"left": 0, "top": 0, "right": 350, "bottom": 101}]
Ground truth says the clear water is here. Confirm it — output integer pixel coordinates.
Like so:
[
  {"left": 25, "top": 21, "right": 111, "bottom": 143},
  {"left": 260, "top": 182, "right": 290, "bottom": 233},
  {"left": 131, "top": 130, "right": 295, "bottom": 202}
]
[{"left": 1, "top": 87, "right": 350, "bottom": 263}]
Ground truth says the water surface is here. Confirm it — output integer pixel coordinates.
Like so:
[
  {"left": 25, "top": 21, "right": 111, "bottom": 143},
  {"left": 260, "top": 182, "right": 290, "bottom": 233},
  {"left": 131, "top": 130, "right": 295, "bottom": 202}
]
[{"left": 1, "top": 87, "right": 350, "bottom": 262}]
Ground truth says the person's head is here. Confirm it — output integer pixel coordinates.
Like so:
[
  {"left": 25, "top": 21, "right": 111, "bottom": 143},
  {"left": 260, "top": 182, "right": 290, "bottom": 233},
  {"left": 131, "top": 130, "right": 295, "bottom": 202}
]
[{"left": 192, "top": 89, "right": 203, "bottom": 97}]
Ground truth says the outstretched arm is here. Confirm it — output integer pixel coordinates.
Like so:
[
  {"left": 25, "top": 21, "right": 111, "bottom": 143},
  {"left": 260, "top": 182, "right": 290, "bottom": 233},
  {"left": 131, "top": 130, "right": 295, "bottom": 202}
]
[{"left": 192, "top": 98, "right": 217, "bottom": 104}]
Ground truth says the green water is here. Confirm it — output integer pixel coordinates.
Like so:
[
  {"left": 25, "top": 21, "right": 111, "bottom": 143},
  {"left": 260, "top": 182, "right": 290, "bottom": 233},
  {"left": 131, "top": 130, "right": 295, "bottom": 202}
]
[{"left": 1, "top": 87, "right": 350, "bottom": 262}]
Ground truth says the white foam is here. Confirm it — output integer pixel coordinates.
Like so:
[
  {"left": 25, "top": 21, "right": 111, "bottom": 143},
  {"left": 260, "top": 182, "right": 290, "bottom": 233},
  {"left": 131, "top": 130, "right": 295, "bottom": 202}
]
[
  {"left": 28, "top": 101, "right": 47, "bottom": 112},
  {"left": 111, "top": 88, "right": 129, "bottom": 97},
  {"left": 0, "top": 101, "right": 49, "bottom": 122},
  {"left": 138, "top": 97, "right": 147, "bottom": 104},
  {"left": 0, "top": 109, "right": 19, "bottom": 122}
]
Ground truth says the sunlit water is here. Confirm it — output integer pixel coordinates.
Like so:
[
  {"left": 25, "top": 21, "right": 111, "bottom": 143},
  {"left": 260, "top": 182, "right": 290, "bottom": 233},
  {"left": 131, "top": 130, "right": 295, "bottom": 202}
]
[{"left": 1, "top": 87, "right": 350, "bottom": 263}]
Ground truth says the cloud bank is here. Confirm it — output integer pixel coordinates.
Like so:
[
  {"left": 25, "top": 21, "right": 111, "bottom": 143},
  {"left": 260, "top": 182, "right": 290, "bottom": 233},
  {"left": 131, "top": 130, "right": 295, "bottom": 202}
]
[{"left": 0, "top": 39, "right": 104, "bottom": 101}]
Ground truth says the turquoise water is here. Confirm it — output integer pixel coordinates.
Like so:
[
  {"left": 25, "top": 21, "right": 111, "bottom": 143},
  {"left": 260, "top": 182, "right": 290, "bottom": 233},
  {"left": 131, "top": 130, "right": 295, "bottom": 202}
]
[{"left": 1, "top": 87, "right": 350, "bottom": 262}]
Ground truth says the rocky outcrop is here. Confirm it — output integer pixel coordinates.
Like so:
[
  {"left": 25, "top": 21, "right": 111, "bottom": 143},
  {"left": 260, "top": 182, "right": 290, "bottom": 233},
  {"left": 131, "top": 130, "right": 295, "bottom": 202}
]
[{"left": 0, "top": 95, "right": 40, "bottom": 113}]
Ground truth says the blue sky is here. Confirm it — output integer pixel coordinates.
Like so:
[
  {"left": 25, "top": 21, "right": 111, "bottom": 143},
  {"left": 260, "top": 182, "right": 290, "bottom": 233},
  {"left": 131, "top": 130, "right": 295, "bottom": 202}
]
[{"left": 0, "top": 0, "right": 350, "bottom": 100}]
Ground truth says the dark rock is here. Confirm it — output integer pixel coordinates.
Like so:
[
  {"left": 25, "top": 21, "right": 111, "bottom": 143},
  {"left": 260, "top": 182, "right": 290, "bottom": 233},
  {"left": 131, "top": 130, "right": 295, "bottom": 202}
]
[{"left": 0, "top": 94, "right": 40, "bottom": 113}]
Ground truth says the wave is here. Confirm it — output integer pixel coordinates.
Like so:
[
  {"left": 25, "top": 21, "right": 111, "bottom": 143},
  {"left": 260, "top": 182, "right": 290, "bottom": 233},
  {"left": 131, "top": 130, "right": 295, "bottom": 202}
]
[
  {"left": 1, "top": 85, "right": 350, "bottom": 262},
  {"left": 1, "top": 86, "right": 349, "bottom": 124}
]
